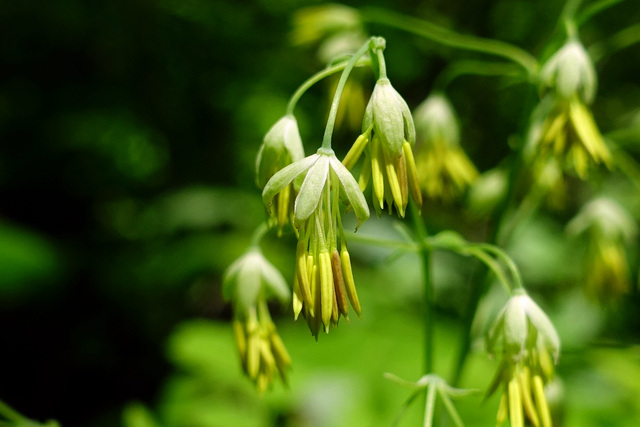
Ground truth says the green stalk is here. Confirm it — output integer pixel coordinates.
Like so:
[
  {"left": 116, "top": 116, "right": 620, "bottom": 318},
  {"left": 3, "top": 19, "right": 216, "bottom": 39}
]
[
  {"left": 286, "top": 58, "right": 370, "bottom": 116},
  {"left": 432, "top": 60, "right": 525, "bottom": 91},
  {"left": 249, "top": 220, "right": 273, "bottom": 249},
  {"left": 361, "top": 8, "right": 539, "bottom": 77},
  {"left": 410, "top": 201, "right": 433, "bottom": 374},
  {"left": 0, "top": 399, "right": 27, "bottom": 422},
  {"left": 322, "top": 38, "right": 379, "bottom": 150}
]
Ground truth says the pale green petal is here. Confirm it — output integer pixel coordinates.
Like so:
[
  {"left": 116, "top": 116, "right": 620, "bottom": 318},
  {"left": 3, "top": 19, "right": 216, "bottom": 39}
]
[
  {"left": 294, "top": 154, "right": 329, "bottom": 225},
  {"left": 522, "top": 295, "right": 560, "bottom": 361},
  {"left": 372, "top": 79, "right": 405, "bottom": 155},
  {"left": 329, "top": 156, "right": 370, "bottom": 227},
  {"left": 283, "top": 115, "right": 305, "bottom": 162},
  {"left": 260, "top": 257, "right": 291, "bottom": 303},
  {"left": 262, "top": 154, "right": 319, "bottom": 210},
  {"left": 236, "top": 256, "right": 262, "bottom": 312},
  {"left": 504, "top": 296, "right": 528, "bottom": 355},
  {"left": 222, "top": 256, "right": 245, "bottom": 301}
]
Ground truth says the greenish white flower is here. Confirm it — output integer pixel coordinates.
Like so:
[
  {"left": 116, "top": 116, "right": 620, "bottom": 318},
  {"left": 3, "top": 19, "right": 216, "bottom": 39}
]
[
  {"left": 540, "top": 39, "right": 596, "bottom": 104},
  {"left": 413, "top": 93, "right": 478, "bottom": 201},
  {"left": 263, "top": 148, "right": 369, "bottom": 338},
  {"left": 343, "top": 78, "right": 421, "bottom": 217},
  {"left": 223, "top": 248, "right": 290, "bottom": 314},
  {"left": 255, "top": 115, "right": 305, "bottom": 232}
]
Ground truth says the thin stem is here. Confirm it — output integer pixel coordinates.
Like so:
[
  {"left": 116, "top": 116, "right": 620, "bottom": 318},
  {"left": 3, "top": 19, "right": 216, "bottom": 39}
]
[
  {"left": 286, "top": 58, "right": 370, "bottom": 115},
  {"left": 410, "top": 201, "right": 433, "bottom": 375},
  {"left": 375, "top": 47, "right": 387, "bottom": 79},
  {"left": 322, "top": 39, "right": 376, "bottom": 149},
  {"left": 588, "top": 23, "right": 640, "bottom": 62},
  {"left": 432, "top": 60, "right": 525, "bottom": 91},
  {"left": 464, "top": 247, "right": 513, "bottom": 295},
  {"left": 361, "top": 8, "right": 539, "bottom": 77},
  {"left": 576, "top": 0, "right": 626, "bottom": 25},
  {"left": 475, "top": 244, "right": 524, "bottom": 291},
  {"left": 249, "top": 220, "right": 273, "bottom": 248},
  {"left": 343, "top": 232, "right": 419, "bottom": 252},
  {"left": 423, "top": 385, "right": 437, "bottom": 427}
]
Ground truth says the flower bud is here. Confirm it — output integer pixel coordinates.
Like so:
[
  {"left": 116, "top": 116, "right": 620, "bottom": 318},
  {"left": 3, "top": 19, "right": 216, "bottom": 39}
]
[
  {"left": 364, "top": 78, "right": 415, "bottom": 156},
  {"left": 414, "top": 93, "right": 460, "bottom": 147},
  {"left": 540, "top": 40, "right": 597, "bottom": 104}
]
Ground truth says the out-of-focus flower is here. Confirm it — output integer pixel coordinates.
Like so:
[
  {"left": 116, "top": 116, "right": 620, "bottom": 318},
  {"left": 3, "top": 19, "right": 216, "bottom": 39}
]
[
  {"left": 343, "top": 78, "right": 422, "bottom": 217},
  {"left": 291, "top": 4, "right": 363, "bottom": 48},
  {"left": 263, "top": 148, "right": 369, "bottom": 338},
  {"left": 223, "top": 248, "right": 292, "bottom": 390},
  {"left": 567, "top": 197, "right": 637, "bottom": 302},
  {"left": 255, "top": 115, "right": 305, "bottom": 232},
  {"left": 467, "top": 168, "right": 508, "bottom": 217},
  {"left": 526, "top": 39, "right": 611, "bottom": 179},
  {"left": 486, "top": 291, "right": 560, "bottom": 427},
  {"left": 413, "top": 93, "right": 478, "bottom": 201}
]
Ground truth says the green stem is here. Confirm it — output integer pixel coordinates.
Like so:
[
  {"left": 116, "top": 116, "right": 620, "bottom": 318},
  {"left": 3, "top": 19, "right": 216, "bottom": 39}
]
[
  {"left": 343, "top": 232, "right": 419, "bottom": 252},
  {"left": 0, "top": 399, "right": 27, "bottom": 422},
  {"left": 576, "top": 0, "right": 625, "bottom": 25},
  {"left": 588, "top": 23, "right": 640, "bottom": 62},
  {"left": 432, "top": 60, "right": 525, "bottom": 91},
  {"left": 411, "top": 202, "right": 433, "bottom": 374},
  {"left": 286, "top": 58, "right": 370, "bottom": 115},
  {"left": 322, "top": 38, "right": 378, "bottom": 149},
  {"left": 375, "top": 46, "right": 388, "bottom": 79},
  {"left": 361, "top": 8, "right": 539, "bottom": 77},
  {"left": 475, "top": 244, "right": 524, "bottom": 291},
  {"left": 423, "top": 384, "right": 437, "bottom": 427},
  {"left": 249, "top": 220, "right": 273, "bottom": 248}
]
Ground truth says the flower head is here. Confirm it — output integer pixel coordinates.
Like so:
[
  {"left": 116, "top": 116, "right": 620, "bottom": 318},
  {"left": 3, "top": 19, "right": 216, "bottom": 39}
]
[
  {"left": 527, "top": 39, "right": 610, "bottom": 179},
  {"left": 223, "top": 249, "right": 292, "bottom": 391},
  {"left": 290, "top": 4, "right": 363, "bottom": 47},
  {"left": 413, "top": 93, "right": 478, "bottom": 201},
  {"left": 255, "top": 115, "right": 305, "bottom": 232},
  {"left": 263, "top": 148, "right": 369, "bottom": 338},
  {"left": 567, "top": 198, "right": 637, "bottom": 302},
  {"left": 343, "top": 78, "right": 422, "bottom": 217},
  {"left": 486, "top": 291, "right": 560, "bottom": 427}
]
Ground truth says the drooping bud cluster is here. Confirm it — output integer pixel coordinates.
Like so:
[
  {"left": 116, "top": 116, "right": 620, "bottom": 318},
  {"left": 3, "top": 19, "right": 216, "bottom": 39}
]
[
  {"left": 526, "top": 39, "right": 611, "bottom": 179},
  {"left": 486, "top": 291, "right": 560, "bottom": 427},
  {"left": 263, "top": 148, "right": 370, "bottom": 338},
  {"left": 567, "top": 197, "right": 637, "bottom": 302},
  {"left": 413, "top": 93, "right": 478, "bottom": 201},
  {"left": 255, "top": 115, "right": 305, "bottom": 233},
  {"left": 223, "top": 248, "right": 292, "bottom": 390},
  {"left": 343, "top": 78, "right": 422, "bottom": 217}
]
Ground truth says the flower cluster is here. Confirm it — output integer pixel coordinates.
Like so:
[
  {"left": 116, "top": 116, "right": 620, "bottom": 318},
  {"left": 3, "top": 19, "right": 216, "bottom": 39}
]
[
  {"left": 526, "top": 39, "right": 611, "bottom": 179},
  {"left": 413, "top": 93, "right": 478, "bottom": 201},
  {"left": 223, "top": 248, "right": 292, "bottom": 390},
  {"left": 486, "top": 291, "right": 560, "bottom": 427},
  {"left": 263, "top": 148, "right": 369, "bottom": 338},
  {"left": 343, "top": 78, "right": 422, "bottom": 217}
]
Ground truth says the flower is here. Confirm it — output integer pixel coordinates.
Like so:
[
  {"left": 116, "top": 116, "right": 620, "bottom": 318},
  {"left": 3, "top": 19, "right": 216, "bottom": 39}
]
[
  {"left": 343, "top": 78, "right": 422, "bottom": 217},
  {"left": 290, "top": 4, "right": 363, "bottom": 47},
  {"left": 413, "top": 93, "right": 478, "bottom": 201},
  {"left": 255, "top": 115, "right": 305, "bottom": 232},
  {"left": 232, "top": 301, "right": 292, "bottom": 393},
  {"left": 263, "top": 148, "right": 369, "bottom": 337},
  {"left": 526, "top": 39, "right": 610, "bottom": 179},
  {"left": 486, "top": 291, "right": 560, "bottom": 427},
  {"left": 567, "top": 197, "right": 637, "bottom": 302},
  {"left": 223, "top": 249, "right": 292, "bottom": 390}
]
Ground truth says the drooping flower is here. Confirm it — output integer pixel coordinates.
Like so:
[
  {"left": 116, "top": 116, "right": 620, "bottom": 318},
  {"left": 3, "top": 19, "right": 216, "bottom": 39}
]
[
  {"left": 223, "top": 248, "right": 292, "bottom": 390},
  {"left": 343, "top": 78, "right": 422, "bottom": 217},
  {"left": 413, "top": 93, "right": 478, "bottom": 201},
  {"left": 290, "top": 4, "right": 363, "bottom": 47},
  {"left": 263, "top": 148, "right": 369, "bottom": 338},
  {"left": 526, "top": 39, "right": 611, "bottom": 179},
  {"left": 255, "top": 115, "right": 305, "bottom": 232},
  {"left": 486, "top": 290, "right": 560, "bottom": 427},
  {"left": 567, "top": 197, "right": 637, "bottom": 302}
]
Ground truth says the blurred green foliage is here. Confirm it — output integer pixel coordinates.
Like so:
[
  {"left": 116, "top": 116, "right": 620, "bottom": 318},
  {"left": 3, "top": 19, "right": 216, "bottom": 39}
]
[{"left": 1, "top": 0, "right": 640, "bottom": 426}]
